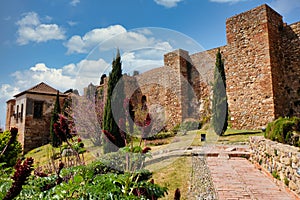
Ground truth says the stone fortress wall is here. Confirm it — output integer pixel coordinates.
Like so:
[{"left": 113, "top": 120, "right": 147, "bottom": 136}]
[
  {"left": 99, "top": 4, "right": 300, "bottom": 130},
  {"left": 224, "top": 4, "right": 300, "bottom": 129}
]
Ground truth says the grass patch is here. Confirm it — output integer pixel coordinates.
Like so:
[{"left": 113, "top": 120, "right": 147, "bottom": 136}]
[
  {"left": 25, "top": 139, "right": 100, "bottom": 168},
  {"left": 217, "top": 129, "right": 263, "bottom": 144},
  {"left": 150, "top": 156, "right": 192, "bottom": 200}
]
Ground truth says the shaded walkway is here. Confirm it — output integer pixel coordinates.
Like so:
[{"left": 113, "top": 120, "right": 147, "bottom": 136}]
[{"left": 207, "top": 157, "right": 299, "bottom": 200}]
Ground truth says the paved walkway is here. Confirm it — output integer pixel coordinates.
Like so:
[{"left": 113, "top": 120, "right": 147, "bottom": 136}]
[{"left": 207, "top": 157, "right": 299, "bottom": 200}]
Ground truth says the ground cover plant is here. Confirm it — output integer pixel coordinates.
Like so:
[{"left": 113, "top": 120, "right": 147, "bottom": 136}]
[{"left": 265, "top": 117, "right": 300, "bottom": 147}]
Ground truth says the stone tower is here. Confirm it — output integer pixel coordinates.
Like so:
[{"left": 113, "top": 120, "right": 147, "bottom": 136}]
[{"left": 225, "top": 4, "right": 300, "bottom": 129}]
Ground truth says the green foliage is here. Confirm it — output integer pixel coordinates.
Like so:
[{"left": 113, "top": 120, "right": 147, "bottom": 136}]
[
  {"left": 212, "top": 49, "right": 228, "bottom": 136},
  {"left": 0, "top": 163, "right": 13, "bottom": 200},
  {"left": 284, "top": 177, "right": 289, "bottom": 186},
  {"left": 265, "top": 117, "right": 300, "bottom": 146},
  {"left": 171, "top": 124, "right": 181, "bottom": 134},
  {"left": 99, "top": 146, "right": 152, "bottom": 172},
  {"left": 0, "top": 130, "right": 22, "bottom": 167},
  {"left": 50, "top": 91, "right": 62, "bottom": 147},
  {"left": 7, "top": 158, "right": 167, "bottom": 199},
  {"left": 272, "top": 170, "right": 280, "bottom": 180},
  {"left": 146, "top": 131, "right": 175, "bottom": 141},
  {"left": 103, "top": 50, "right": 126, "bottom": 153}
]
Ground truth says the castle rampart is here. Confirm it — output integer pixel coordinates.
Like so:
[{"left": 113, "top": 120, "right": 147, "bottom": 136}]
[{"left": 116, "top": 3, "right": 300, "bottom": 131}]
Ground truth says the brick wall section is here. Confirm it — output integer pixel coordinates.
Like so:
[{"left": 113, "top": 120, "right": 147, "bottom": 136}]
[
  {"left": 281, "top": 21, "right": 300, "bottom": 117},
  {"left": 225, "top": 4, "right": 276, "bottom": 129},
  {"left": 7, "top": 93, "right": 66, "bottom": 154},
  {"left": 96, "top": 4, "right": 300, "bottom": 131},
  {"left": 266, "top": 6, "right": 287, "bottom": 118},
  {"left": 5, "top": 99, "right": 16, "bottom": 131},
  {"left": 136, "top": 57, "right": 185, "bottom": 129}
]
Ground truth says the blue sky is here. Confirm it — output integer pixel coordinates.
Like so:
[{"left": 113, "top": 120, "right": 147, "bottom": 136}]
[{"left": 0, "top": 0, "right": 299, "bottom": 128}]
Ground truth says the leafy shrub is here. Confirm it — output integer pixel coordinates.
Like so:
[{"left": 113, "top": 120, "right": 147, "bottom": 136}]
[
  {"left": 265, "top": 117, "right": 300, "bottom": 146},
  {"left": 171, "top": 124, "right": 181, "bottom": 134},
  {"left": 13, "top": 159, "right": 167, "bottom": 199},
  {"left": 145, "top": 139, "right": 170, "bottom": 146},
  {"left": 146, "top": 131, "right": 174, "bottom": 141},
  {"left": 0, "top": 163, "right": 13, "bottom": 200},
  {"left": 0, "top": 130, "right": 22, "bottom": 167}
]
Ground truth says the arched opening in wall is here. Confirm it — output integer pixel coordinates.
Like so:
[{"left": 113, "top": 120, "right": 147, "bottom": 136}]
[
  {"left": 142, "top": 95, "right": 147, "bottom": 103},
  {"left": 141, "top": 95, "right": 147, "bottom": 111}
]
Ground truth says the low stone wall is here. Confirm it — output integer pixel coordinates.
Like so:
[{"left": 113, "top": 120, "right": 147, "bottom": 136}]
[{"left": 249, "top": 136, "right": 300, "bottom": 195}]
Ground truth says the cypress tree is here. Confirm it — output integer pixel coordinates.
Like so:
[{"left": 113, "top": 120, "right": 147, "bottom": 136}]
[
  {"left": 103, "top": 50, "right": 125, "bottom": 153},
  {"left": 212, "top": 49, "right": 228, "bottom": 136},
  {"left": 50, "top": 90, "right": 62, "bottom": 147}
]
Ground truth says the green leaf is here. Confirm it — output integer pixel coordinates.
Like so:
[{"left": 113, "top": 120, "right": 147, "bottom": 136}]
[{"left": 73, "top": 174, "right": 84, "bottom": 183}]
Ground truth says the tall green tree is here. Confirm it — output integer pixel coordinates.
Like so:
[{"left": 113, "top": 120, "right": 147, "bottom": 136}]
[
  {"left": 50, "top": 90, "right": 62, "bottom": 147},
  {"left": 212, "top": 49, "right": 228, "bottom": 136},
  {"left": 103, "top": 50, "right": 125, "bottom": 153}
]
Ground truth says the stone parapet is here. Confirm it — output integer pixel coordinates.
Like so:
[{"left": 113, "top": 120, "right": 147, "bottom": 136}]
[{"left": 250, "top": 136, "right": 300, "bottom": 196}]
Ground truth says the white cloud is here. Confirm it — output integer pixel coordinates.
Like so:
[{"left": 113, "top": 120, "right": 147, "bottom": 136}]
[
  {"left": 65, "top": 25, "right": 126, "bottom": 54},
  {"left": 154, "top": 0, "right": 183, "bottom": 8},
  {"left": 122, "top": 51, "right": 164, "bottom": 74},
  {"left": 0, "top": 58, "right": 109, "bottom": 128},
  {"left": 1, "top": 58, "right": 109, "bottom": 102},
  {"left": 16, "top": 12, "right": 65, "bottom": 45},
  {"left": 11, "top": 63, "right": 75, "bottom": 91},
  {"left": 0, "top": 84, "right": 21, "bottom": 128},
  {"left": 65, "top": 25, "right": 174, "bottom": 56},
  {"left": 70, "top": 0, "right": 80, "bottom": 6},
  {"left": 270, "top": 0, "right": 300, "bottom": 15},
  {"left": 0, "top": 84, "right": 20, "bottom": 101},
  {"left": 72, "top": 58, "right": 110, "bottom": 91}
]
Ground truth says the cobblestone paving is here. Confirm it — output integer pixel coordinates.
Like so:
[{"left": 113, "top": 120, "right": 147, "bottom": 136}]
[
  {"left": 187, "top": 155, "right": 217, "bottom": 200},
  {"left": 207, "top": 157, "right": 298, "bottom": 200}
]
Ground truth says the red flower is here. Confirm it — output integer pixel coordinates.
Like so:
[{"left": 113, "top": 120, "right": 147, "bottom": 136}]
[
  {"left": 34, "top": 170, "right": 48, "bottom": 177},
  {"left": 174, "top": 188, "right": 181, "bottom": 200},
  {"left": 4, "top": 158, "right": 34, "bottom": 200},
  {"left": 142, "top": 147, "right": 151, "bottom": 154},
  {"left": 77, "top": 138, "right": 82, "bottom": 143},
  {"left": 58, "top": 162, "right": 64, "bottom": 171},
  {"left": 144, "top": 113, "right": 151, "bottom": 127}
]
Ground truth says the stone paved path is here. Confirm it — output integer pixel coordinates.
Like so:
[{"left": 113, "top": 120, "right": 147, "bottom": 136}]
[{"left": 207, "top": 157, "right": 298, "bottom": 200}]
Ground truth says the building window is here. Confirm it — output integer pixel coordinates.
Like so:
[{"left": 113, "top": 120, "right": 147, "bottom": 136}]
[
  {"left": 21, "top": 104, "right": 24, "bottom": 121},
  {"left": 16, "top": 105, "right": 19, "bottom": 123},
  {"left": 33, "top": 101, "right": 43, "bottom": 119}
]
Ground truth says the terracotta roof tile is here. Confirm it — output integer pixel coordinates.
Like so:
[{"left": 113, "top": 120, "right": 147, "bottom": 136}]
[{"left": 14, "top": 82, "right": 65, "bottom": 97}]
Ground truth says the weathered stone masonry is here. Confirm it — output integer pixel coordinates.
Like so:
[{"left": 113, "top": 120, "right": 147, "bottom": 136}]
[
  {"left": 250, "top": 136, "right": 300, "bottom": 195},
  {"left": 6, "top": 82, "right": 67, "bottom": 153},
  {"left": 142, "top": 4, "right": 300, "bottom": 130},
  {"left": 224, "top": 5, "right": 300, "bottom": 129},
  {"left": 99, "top": 4, "right": 300, "bottom": 130}
]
